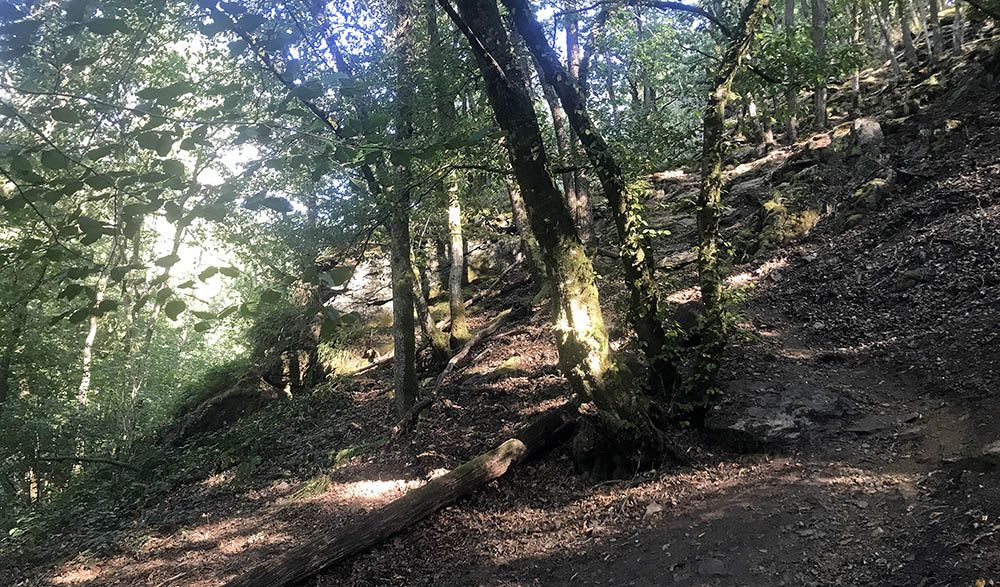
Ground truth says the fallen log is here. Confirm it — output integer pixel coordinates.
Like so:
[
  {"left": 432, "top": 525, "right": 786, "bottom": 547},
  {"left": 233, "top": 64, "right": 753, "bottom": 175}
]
[{"left": 223, "top": 402, "right": 579, "bottom": 587}]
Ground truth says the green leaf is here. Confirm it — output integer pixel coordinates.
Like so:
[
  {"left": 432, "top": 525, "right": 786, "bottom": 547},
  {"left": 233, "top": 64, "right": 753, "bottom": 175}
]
[
  {"left": 66, "top": 266, "right": 92, "bottom": 279},
  {"left": 154, "top": 253, "right": 180, "bottom": 268},
  {"left": 193, "top": 321, "right": 212, "bottom": 332},
  {"left": 80, "top": 233, "right": 101, "bottom": 246},
  {"left": 136, "top": 131, "right": 162, "bottom": 151},
  {"left": 87, "top": 18, "right": 129, "bottom": 35},
  {"left": 218, "top": 266, "right": 240, "bottom": 277},
  {"left": 161, "top": 159, "right": 185, "bottom": 176},
  {"left": 237, "top": 13, "right": 266, "bottom": 31},
  {"left": 2, "top": 195, "right": 25, "bottom": 212},
  {"left": 49, "top": 310, "right": 73, "bottom": 325},
  {"left": 388, "top": 150, "right": 412, "bottom": 166},
  {"left": 164, "top": 299, "right": 186, "bottom": 320},
  {"left": 321, "top": 266, "right": 353, "bottom": 287},
  {"left": 40, "top": 150, "right": 70, "bottom": 170},
  {"left": 97, "top": 299, "right": 119, "bottom": 314},
  {"left": 60, "top": 47, "right": 80, "bottom": 64},
  {"left": 86, "top": 145, "right": 115, "bottom": 160},
  {"left": 193, "top": 310, "right": 216, "bottom": 320},
  {"left": 320, "top": 308, "right": 343, "bottom": 340},
  {"left": 110, "top": 264, "right": 143, "bottom": 282},
  {"left": 83, "top": 174, "right": 113, "bottom": 190},
  {"left": 177, "top": 280, "right": 196, "bottom": 289},
  {"left": 60, "top": 283, "right": 84, "bottom": 301},
  {"left": 51, "top": 107, "right": 80, "bottom": 123},
  {"left": 197, "top": 204, "right": 228, "bottom": 221},
  {"left": 293, "top": 83, "right": 323, "bottom": 101},
  {"left": 0, "top": 2, "right": 25, "bottom": 20},
  {"left": 122, "top": 202, "right": 147, "bottom": 218},
  {"left": 217, "top": 305, "right": 239, "bottom": 319},
  {"left": 76, "top": 216, "right": 105, "bottom": 239},
  {"left": 228, "top": 39, "right": 248, "bottom": 57},
  {"left": 62, "top": 181, "right": 84, "bottom": 195},
  {"left": 2, "top": 19, "right": 41, "bottom": 37},
  {"left": 198, "top": 266, "right": 219, "bottom": 281},
  {"left": 155, "top": 135, "right": 175, "bottom": 157},
  {"left": 68, "top": 308, "right": 92, "bottom": 324},
  {"left": 164, "top": 201, "right": 183, "bottom": 223},
  {"left": 260, "top": 196, "right": 292, "bottom": 213},
  {"left": 260, "top": 289, "right": 282, "bottom": 303}
]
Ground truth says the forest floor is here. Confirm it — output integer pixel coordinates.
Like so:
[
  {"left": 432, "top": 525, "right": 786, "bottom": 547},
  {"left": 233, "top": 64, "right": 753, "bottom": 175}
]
[{"left": 5, "top": 32, "right": 1000, "bottom": 587}]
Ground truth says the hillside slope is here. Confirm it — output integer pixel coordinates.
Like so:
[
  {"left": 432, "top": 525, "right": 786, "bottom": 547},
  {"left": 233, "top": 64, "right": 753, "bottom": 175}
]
[{"left": 4, "top": 30, "right": 1000, "bottom": 587}]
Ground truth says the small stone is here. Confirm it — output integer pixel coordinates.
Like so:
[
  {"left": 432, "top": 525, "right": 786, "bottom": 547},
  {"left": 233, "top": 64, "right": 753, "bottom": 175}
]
[
  {"left": 644, "top": 502, "right": 665, "bottom": 518},
  {"left": 958, "top": 441, "right": 1000, "bottom": 471},
  {"left": 897, "top": 425, "right": 923, "bottom": 441},
  {"left": 851, "top": 117, "right": 884, "bottom": 156},
  {"left": 846, "top": 415, "right": 889, "bottom": 434},
  {"left": 698, "top": 557, "right": 729, "bottom": 577}
]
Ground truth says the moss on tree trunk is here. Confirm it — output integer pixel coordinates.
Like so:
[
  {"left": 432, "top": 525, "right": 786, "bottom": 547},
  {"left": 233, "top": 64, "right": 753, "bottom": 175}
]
[{"left": 686, "top": 0, "right": 769, "bottom": 414}]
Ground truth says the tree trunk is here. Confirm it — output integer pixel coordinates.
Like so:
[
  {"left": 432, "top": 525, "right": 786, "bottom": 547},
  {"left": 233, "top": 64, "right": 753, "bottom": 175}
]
[
  {"left": 605, "top": 41, "right": 617, "bottom": 125},
  {"left": 0, "top": 314, "right": 24, "bottom": 406},
  {"left": 953, "top": 0, "right": 964, "bottom": 54},
  {"left": 850, "top": 1, "right": 862, "bottom": 113},
  {"left": 687, "top": 0, "right": 769, "bottom": 409},
  {"left": 504, "top": 0, "right": 671, "bottom": 390},
  {"left": 565, "top": 1, "right": 593, "bottom": 244},
  {"left": 863, "top": 0, "right": 879, "bottom": 55},
  {"left": 526, "top": 42, "right": 576, "bottom": 217},
  {"left": 900, "top": 0, "right": 919, "bottom": 65},
  {"left": 77, "top": 285, "right": 105, "bottom": 407},
  {"left": 411, "top": 244, "right": 451, "bottom": 362},
  {"left": 446, "top": 183, "right": 471, "bottom": 347},
  {"left": 784, "top": 0, "right": 799, "bottom": 142},
  {"left": 928, "top": 0, "right": 943, "bottom": 61},
  {"left": 877, "top": 0, "right": 903, "bottom": 76},
  {"left": 223, "top": 403, "right": 578, "bottom": 587},
  {"left": 443, "top": 0, "right": 635, "bottom": 417},
  {"left": 428, "top": 0, "right": 472, "bottom": 349},
  {"left": 391, "top": 0, "right": 419, "bottom": 415},
  {"left": 505, "top": 178, "right": 546, "bottom": 284},
  {"left": 810, "top": 0, "right": 828, "bottom": 128},
  {"left": 634, "top": 7, "right": 656, "bottom": 112}
]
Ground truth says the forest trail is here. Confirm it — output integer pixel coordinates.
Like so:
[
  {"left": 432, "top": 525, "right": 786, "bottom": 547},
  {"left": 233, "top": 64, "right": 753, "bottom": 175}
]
[{"left": 5, "top": 22, "right": 1000, "bottom": 587}]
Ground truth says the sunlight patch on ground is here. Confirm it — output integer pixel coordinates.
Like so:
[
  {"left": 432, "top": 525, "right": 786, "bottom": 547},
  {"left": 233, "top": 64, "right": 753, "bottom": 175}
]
[
  {"left": 334, "top": 479, "right": 424, "bottom": 503},
  {"left": 218, "top": 529, "right": 292, "bottom": 555},
  {"left": 797, "top": 466, "right": 918, "bottom": 494},
  {"left": 48, "top": 567, "right": 100, "bottom": 585},
  {"left": 728, "top": 257, "right": 789, "bottom": 288},
  {"left": 726, "top": 147, "right": 789, "bottom": 180},
  {"left": 517, "top": 397, "right": 568, "bottom": 417}
]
